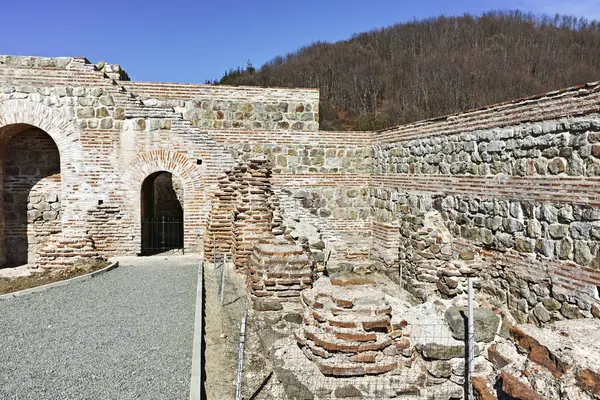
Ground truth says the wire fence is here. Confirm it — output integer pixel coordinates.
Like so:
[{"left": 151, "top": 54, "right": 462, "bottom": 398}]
[
  {"left": 271, "top": 323, "right": 468, "bottom": 400},
  {"left": 205, "top": 247, "right": 476, "bottom": 400}
]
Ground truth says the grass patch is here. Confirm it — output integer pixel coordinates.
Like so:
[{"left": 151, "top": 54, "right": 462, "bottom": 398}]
[{"left": 0, "top": 259, "right": 111, "bottom": 295}]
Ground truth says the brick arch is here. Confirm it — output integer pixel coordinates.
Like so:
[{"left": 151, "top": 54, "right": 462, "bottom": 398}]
[
  {"left": 0, "top": 99, "right": 87, "bottom": 265},
  {"left": 0, "top": 99, "right": 85, "bottom": 215},
  {"left": 123, "top": 150, "right": 206, "bottom": 254},
  {"left": 124, "top": 150, "right": 199, "bottom": 193},
  {"left": 0, "top": 99, "right": 83, "bottom": 172}
]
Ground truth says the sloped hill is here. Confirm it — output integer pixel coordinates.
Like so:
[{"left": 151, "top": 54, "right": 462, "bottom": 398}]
[{"left": 215, "top": 11, "right": 600, "bottom": 130}]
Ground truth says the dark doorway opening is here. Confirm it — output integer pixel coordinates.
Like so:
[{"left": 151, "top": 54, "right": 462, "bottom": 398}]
[
  {"left": 2, "top": 125, "right": 61, "bottom": 267},
  {"left": 141, "top": 171, "right": 184, "bottom": 255}
]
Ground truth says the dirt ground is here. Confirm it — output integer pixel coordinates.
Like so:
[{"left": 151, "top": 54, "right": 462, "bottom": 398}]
[
  {"left": 203, "top": 259, "right": 285, "bottom": 400},
  {"left": 0, "top": 259, "right": 110, "bottom": 295},
  {"left": 203, "top": 259, "right": 247, "bottom": 399}
]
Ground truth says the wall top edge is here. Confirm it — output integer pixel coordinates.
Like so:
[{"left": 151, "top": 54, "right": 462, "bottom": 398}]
[{"left": 375, "top": 80, "right": 600, "bottom": 136}]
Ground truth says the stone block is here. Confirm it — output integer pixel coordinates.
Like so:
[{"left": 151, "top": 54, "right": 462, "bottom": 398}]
[
  {"left": 445, "top": 306, "right": 500, "bottom": 342},
  {"left": 499, "top": 372, "right": 542, "bottom": 400},
  {"left": 509, "top": 325, "right": 570, "bottom": 377},
  {"left": 420, "top": 343, "right": 465, "bottom": 360}
]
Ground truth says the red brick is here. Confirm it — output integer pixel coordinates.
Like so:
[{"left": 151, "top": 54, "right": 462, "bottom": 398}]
[
  {"left": 365, "top": 362, "right": 397, "bottom": 375},
  {"left": 316, "top": 362, "right": 365, "bottom": 377},
  {"left": 510, "top": 326, "right": 570, "bottom": 378},
  {"left": 362, "top": 318, "right": 391, "bottom": 332},
  {"left": 472, "top": 377, "right": 496, "bottom": 400},
  {"left": 328, "top": 319, "right": 357, "bottom": 328},
  {"left": 575, "top": 368, "right": 600, "bottom": 397},
  {"left": 349, "top": 352, "right": 377, "bottom": 363},
  {"left": 333, "top": 297, "right": 354, "bottom": 308},
  {"left": 334, "top": 331, "right": 377, "bottom": 342},
  {"left": 499, "top": 371, "right": 543, "bottom": 400},
  {"left": 358, "top": 338, "right": 392, "bottom": 352}
]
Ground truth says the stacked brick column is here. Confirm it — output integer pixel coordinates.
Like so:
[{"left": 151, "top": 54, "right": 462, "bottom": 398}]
[
  {"left": 296, "top": 277, "right": 408, "bottom": 377},
  {"left": 248, "top": 238, "right": 313, "bottom": 301},
  {"left": 204, "top": 158, "right": 286, "bottom": 269},
  {"left": 231, "top": 159, "right": 277, "bottom": 269},
  {"left": 203, "top": 173, "right": 238, "bottom": 256},
  {"left": 37, "top": 233, "right": 100, "bottom": 267}
]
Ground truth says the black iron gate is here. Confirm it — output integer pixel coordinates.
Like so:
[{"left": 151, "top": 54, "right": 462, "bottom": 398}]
[{"left": 141, "top": 216, "right": 184, "bottom": 255}]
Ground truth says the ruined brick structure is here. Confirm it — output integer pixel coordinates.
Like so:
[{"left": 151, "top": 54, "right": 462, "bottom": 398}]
[{"left": 1, "top": 55, "right": 600, "bottom": 328}]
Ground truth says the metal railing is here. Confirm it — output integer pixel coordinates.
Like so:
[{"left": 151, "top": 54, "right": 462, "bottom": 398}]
[{"left": 141, "top": 216, "right": 184, "bottom": 255}]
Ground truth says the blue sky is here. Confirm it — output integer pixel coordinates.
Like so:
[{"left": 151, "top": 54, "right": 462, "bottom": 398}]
[{"left": 2, "top": 0, "right": 599, "bottom": 83}]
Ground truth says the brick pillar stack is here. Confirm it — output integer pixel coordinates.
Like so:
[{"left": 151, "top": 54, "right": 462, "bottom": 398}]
[
  {"left": 269, "top": 193, "right": 284, "bottom": 236},
  {"left": 248, "top": 237, "right": 313, "bottom": 302},
  {"left": 204, "top": 158, "right": 287, "bottom": 268},
  {"left": 203, "top": 172, "right": 238, "bottom": 256},
  {"left": 296, "top": 277, "right": 409, "bottom": 377},
  {"left": 231, "top": 159, "right": 276, "bottom": 270}
]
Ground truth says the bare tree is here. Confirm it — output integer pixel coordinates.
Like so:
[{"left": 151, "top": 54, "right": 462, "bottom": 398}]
[{"left": 217, "top": 11, "right": 600, "bottom": 130}]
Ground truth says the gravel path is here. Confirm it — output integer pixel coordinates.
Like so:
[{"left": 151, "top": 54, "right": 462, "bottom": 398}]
[{"left": 0, "top": 256, "right": 199, "bottom": 400}]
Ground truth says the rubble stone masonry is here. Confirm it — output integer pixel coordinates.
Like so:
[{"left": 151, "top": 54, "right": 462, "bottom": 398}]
[
  {"left": 371, "top": 81, "right": 600, "bottom": 323},
  {"left": 0, "top": 54, "right": 599, "bottom": 325}
]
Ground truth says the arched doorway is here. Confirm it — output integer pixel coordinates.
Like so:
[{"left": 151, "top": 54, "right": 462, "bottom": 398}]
[
  {"left": 0, "top": 124, "right": 61, "bottom": 267},
  {"left": 141, "top": 171, "right": 184, "bottom": 255}
]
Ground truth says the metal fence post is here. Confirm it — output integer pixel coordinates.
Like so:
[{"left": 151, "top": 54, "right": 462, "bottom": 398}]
[
  {"left": 220, "top": 257, "right": 226, "bottom": 305},
  {"left": 235, "top": 311, "right": 248, "bottom": 400},
  {"left": 467, "top": 277, "right": 475, "bottom": 400},
  {"left": 161, "top": 216, "right": 166, "bottom": 252}
]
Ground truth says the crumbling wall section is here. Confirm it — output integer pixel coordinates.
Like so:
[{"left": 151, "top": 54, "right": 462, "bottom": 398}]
[
  {"left": 372, "top": 83, "right": 600, "bottom": 325},
  {"left": 212, "top": 130, "right": 374, "bottom": 267},
  {"left": 204, "top": 159, "right": 283, "bottom": 269}
]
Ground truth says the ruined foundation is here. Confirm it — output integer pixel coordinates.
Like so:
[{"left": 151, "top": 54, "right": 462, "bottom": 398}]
[
  {"left": 297, "top": 277, "right": 403, "bottom": 377},
  {"left": 1, "top": 55, "right": 600, "bottom": 398}
]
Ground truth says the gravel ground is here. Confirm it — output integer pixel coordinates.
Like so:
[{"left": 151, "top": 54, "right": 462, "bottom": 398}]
[{"left": 0, "top": 256, "right": 199, "bottom": 400}]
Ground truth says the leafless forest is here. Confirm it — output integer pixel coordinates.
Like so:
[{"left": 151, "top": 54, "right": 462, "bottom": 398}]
[{"left": 214, "top": 11, "right": 600, "bottom": 131}]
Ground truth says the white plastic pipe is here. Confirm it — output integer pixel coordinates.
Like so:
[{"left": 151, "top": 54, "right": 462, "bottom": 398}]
[
  {"left": 235, "top": 311, "right": 247, "bottom": 400},
  {"left": 219, "top": 260, "right": 226, "bottom": 305},
  {"left": 468, "top": 277, "right": 475, "bottom": 400}
]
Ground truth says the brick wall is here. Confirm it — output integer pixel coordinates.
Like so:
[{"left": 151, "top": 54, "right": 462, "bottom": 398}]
[{"left": 0, "top": 55, "right": 356, "bottom": 265}]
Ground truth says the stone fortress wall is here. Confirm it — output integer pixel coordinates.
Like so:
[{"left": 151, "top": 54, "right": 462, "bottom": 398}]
[
  {"left": 0, "top": 54, "right": 599, "bottom": 326},
  {"left": 370, "top": 82, "right": 600, "bottom": 324}
]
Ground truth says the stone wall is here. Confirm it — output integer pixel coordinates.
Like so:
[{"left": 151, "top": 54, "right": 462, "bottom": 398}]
[
  {"left": 0, "top": 55, "right": 377, "bottom": 268},
  {"left": 123, "top": 82, "right": 320, "bottom": 132},
  {"left": 371, "top": 83, "right": 600, "bottom": 325}
]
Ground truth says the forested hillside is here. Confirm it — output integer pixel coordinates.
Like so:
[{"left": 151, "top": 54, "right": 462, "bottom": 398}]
[{"left": 214, "top": 11, "right": 600, "bottom": 131}]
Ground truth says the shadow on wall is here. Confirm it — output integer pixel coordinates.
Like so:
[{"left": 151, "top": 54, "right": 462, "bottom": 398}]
[{"left": 1, "top": 125, "right": 61, "bottom": 268}]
